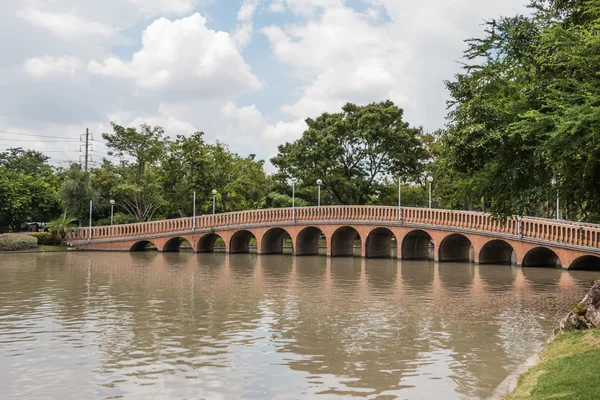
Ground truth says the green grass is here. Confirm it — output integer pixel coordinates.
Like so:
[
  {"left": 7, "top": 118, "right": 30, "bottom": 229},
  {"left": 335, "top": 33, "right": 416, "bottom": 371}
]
[
  {"left": 36, "top": 245, "right": 70, "bottom": 251},
  {"left": 506, "top": 329, "right": 600, "bottom": 400}
]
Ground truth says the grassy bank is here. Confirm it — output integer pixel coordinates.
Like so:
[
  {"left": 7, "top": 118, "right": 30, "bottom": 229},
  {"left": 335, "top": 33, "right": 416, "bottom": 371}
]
[{"left": 505, "top": 329, "right": 600, "bottom": 400}]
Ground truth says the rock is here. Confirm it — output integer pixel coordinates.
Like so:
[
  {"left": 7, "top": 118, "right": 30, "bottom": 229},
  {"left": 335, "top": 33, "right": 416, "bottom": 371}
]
[{"left": 556, "top": 280, "right": 600, "bottom": 335}]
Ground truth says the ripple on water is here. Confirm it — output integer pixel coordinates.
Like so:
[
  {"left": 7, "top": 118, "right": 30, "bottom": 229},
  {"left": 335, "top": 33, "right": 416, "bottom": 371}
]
[{"left": 0, "top": 253, "right": 599, "bottom": 399}]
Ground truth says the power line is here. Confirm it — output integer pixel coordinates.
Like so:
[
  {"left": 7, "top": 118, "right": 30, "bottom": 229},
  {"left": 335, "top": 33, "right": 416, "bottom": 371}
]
[
  {"left": 1, "top": 138, "right": 79, "bottom": 143},
  {"left": 0, "top": 130, "right": 74, "bottom": 140}
]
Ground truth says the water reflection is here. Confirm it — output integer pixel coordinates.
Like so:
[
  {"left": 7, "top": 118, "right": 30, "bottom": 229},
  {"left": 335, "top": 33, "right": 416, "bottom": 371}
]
[{"left": 1, "top": 253, "right": 599, "bottom": 399}]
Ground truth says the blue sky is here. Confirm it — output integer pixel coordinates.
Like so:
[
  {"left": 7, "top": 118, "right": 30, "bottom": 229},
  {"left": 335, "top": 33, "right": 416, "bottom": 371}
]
[{"left": 0, "top": 0, "right": 528, "bottom": 169}]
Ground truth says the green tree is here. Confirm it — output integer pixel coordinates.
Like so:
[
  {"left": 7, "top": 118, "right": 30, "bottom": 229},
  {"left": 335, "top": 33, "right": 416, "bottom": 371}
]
[
  {"left": 0, "top": 148, "right": 61, "bottom": 230},
  {"left": 60, "top": 163, "right": 95, "bottom": 222},
  {"left": 271, "top": 101, "right": 427, "bottom": 205},
  {"left": 100, "top": 123, "right": 169, "bottom": 221},
  {"left": 441, "top": 0, "right": 600, "bottom": 221}
]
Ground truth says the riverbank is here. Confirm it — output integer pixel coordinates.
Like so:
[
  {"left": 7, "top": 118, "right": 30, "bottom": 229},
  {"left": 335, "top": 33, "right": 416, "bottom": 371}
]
[
  {"left": 504, "top": 329, "right": 600, "bottom": 399},
  {"left": 0, "top": 245, "right": 73, "bottom": 253},
  {"left": 501, "top": 280, "right": 600, "bottom": 399}
]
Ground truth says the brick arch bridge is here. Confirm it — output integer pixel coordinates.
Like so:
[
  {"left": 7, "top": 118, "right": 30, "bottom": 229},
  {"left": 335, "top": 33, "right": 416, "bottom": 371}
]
[{"left": 69, "top": 206, "right": 600, "bottom": 270}]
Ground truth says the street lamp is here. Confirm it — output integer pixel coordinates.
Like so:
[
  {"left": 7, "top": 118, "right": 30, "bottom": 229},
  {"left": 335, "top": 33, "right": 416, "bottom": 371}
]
[
  {"left": 552, "top": 178, "right": 560, "bottom": 220},
  {"left": 88, "top": 199, "right": 93, "bottom": 241},
  {"left": 316, "top": 179, "right": 323, "bottom": 206},
  {"left": 192, "top": 191, "right": 196, "bottom": 229},
  {"left": 110, "top": 199, "right": 115, "bottom": 225},
  {"left": 212, "top": 189, "right": 217, "bottom": 214},
  {"left": 427, "top": 176, "right": 434, "bottom": 209},
  {"left": 291, "top": 178, "right": 297, "bottom": 221},
  {"left": 398, "top": 176, "right": 402, "bottom": 221}
]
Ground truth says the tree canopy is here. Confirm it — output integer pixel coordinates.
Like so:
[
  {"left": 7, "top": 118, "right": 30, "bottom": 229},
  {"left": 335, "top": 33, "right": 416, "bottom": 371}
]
[{"left": 271, "top": 101, "right": 428, "bottom": 205}]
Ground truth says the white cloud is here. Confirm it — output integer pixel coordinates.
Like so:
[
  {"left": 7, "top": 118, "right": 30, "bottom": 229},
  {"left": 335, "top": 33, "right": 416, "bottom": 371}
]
[
  {"left": 16, "top": 7, "right": 117, "bottom": 39},
  {"left": 263, "top": 0, "right": 527, "bottom": 130},
  {"left": 88, "top": 13, "right": 262, "bottom": 98},
  {"left": 108, "top": 108, "right": 198, "bottom": 137},
  {"left": 263, "top": 119, "right": 307, "bottom": 141},
  {"left": 263, "top": 6, "right": 409, "bottom": 118},
  {"left": 125, "top": 0, "right": 199, "bottom": 17},
  {"left": 233, "top": 0, "right": 261, "bottom": 48},
  {"left": 268, "top": 0, "right": 285, "bottom": 13},
  {"left": 23, "top": 56, "right": 82, "bottom": 77}
]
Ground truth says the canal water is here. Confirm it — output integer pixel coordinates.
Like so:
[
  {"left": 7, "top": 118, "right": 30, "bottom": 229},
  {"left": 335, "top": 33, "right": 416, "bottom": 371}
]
[{"left": 1, "top": 252, "right": 599, "bottom": 400}]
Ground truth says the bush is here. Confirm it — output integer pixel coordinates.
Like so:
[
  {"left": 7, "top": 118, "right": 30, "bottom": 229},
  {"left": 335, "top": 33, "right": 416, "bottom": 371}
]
[
  {"left": 25, "top": 232, "right": 60, "bottom": 245},
  {"left": 0, "top": 234, "right": 38, "bottom": 251}
]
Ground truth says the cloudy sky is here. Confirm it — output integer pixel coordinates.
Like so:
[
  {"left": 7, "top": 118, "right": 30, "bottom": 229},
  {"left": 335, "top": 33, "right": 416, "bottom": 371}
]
[{"left": 0, "top": 0, "right": 528, "bottom": 169}]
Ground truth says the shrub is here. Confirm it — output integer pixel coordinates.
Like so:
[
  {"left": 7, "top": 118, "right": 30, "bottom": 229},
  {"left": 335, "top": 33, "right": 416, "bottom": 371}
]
[
  {"left": 0, "top": 234, "right": 38, "bottom": 251},
  {"left": 25, "top": 232, "right": 60, "bottom": 245}
]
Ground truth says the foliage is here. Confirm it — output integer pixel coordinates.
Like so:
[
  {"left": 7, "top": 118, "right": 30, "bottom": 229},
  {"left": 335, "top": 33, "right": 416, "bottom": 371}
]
[
  {"left": 47, "top": 215, "right": 78, "bottom": 241},
  {"left": 0, "top": 148, "right": 61, "bottom": 231},
  {"left": 24, "top": 232, "right": 60, "bottom": 246},
  {"left": 60, "top": 163, "right": 95, "bottom": 221},
  {"left": 271, "top": 101, "right": 428, "bottom": 205},
  {"left": 0, "top": 234, "right": 38, "bottom": 251},
  {"left": 99, "top": 123, "right": 169, "bottom": 221},
  {"left": 441, "top": 0, "right": 600, "bottom": 221}
]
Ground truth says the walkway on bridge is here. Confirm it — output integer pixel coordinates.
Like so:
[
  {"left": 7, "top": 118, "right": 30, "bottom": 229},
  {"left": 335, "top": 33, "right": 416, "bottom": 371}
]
[{"left": 70, "top": 206, "right": 600, "bottom": 270}]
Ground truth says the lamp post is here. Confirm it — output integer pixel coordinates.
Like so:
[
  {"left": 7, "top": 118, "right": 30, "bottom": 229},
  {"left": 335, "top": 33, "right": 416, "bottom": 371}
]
[
  {"left": 427, "top": 176, "right": 434, "bottom": 209},
  {"left": 291, "top": 178, "right": 297, "bottom": 221},
  {"left": 88, "top": 199, "right": 93, "bottom": 241},
  {"left": 212, "top": 189, "right": 217, "bottom": 214},
  {"left": 316, "top": 179, "right": 322, "bottom": 207},
  {"left": 192, "top": 191, "right": 196, "bottom": 229},
  {"left": 398, "top": 176, "right": 402, "bottom": 221},
  {"left": 109, "top": 199, "right": 115, "bottom": 225},
  {"left": 552, "top": 178, "right": 560, "bottom": 220}
]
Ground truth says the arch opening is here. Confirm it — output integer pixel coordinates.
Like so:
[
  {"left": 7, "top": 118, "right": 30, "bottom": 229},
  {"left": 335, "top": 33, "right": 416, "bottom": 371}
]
[
  {"left": 162, "top": 237, "right": 187, "bottom": 252},
  {"left": 230, "top": 230, "right": 256, "bottom": 254},
  {"left": 401, "top": 230, "right": 433, "bottom": 260},
  {"left": 261, "top": 228, "right": 292, "bottom": 255},
  {"left": 478, "top": 240, "right": 515, "bottom": 265},
  {"left": 365, "top": 227, "right": 396, "bottom": 259},
  {"left": 331, "top": 226, "right": 361, "bottom": 257},
  {"left": 130, "top": 240, "right": 156, "bottom": 252},
  {"left": 197, "top": 233, "right": 225, "bottom": 253},
  {"left": 439, "top": 234, "right": 473, "bottom": 262},
  {"left": 522, "top": 247, "right": 560, "bottom": 268},
  {"left": 296, "top": 226, "right": 325, "bottom": 256},
  {"left": 569, "top": 255, "right": 600, "bottom": 271}
]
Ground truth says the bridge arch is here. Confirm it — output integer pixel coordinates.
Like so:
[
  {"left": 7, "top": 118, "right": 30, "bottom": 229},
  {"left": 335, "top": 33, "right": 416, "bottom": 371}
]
[
  {"left": 261, "top": 228, "right": 292, "bottom": 255},
  {"left": 401, "top": 230, "right": 433, "bottom": 260},
  {"left": 295, "top": 226, "right": 324, "bottom": 256},
  {"left": 522, "top": 247, "right": 560, "bottom": 268},
  {"left": 439, "top": 233, "right": 473, "bottom": 262},
  {"left": 162, "top": 237, "right": 188, "bottom": 252},
  {"left": 230, "top": 230, "right": 256, "bottom": 254},
  {"left": 331, "top": 226, "right": 361, "bottom": 257},
  {"left": 197, "top": 233, "right": 225, "bottom": 253},
  {"left": 569, "top": 255, "right": 600, "bottom": 271},
  {"left": 365, "top": 227, "right": 396, "bottom": 259},
  {"left": 478, "top": 240, "right": 515, "bottom": 265},
  {"left": 130, "top": 240, "right": 157, "bottom": 252}
]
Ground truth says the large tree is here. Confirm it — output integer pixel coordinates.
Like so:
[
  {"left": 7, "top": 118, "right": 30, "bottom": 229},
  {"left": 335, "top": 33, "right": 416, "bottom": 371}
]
[
  {"left": 441, "top": 0, "right": 600, "bottom": 221},
  {"left": 271, "top": 101, "right": 427, "bottom": 205},
  {"left": 100, "top": 123, "right": 168, "bottom": 221},
  {"left": 0, "top": 148, "right": 61, "bottom": 230}
]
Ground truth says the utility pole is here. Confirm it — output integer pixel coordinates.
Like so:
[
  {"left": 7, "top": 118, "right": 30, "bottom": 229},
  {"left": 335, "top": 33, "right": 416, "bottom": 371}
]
[
  {"left": 84, "top": 128, "right": 89, "bottom": 172},
  {"left": 80, "top": 128, "right": 92, "bottom": 172}
]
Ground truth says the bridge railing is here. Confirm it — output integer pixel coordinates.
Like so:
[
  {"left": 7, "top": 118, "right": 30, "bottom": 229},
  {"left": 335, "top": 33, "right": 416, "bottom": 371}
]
[{"left": 68, "top": 206, "right": 600, "bottom": 249}]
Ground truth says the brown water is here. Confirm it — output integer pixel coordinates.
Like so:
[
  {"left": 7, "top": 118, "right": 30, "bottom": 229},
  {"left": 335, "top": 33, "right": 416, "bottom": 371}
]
[{"left": 1, "top": 252, "right": 599, "bottom": 400}]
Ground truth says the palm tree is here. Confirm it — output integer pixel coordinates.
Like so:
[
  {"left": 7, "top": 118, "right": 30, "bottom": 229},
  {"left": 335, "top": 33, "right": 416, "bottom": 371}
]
[{"left": 47, "top": 214, "right": 78, "bottom": 243}]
